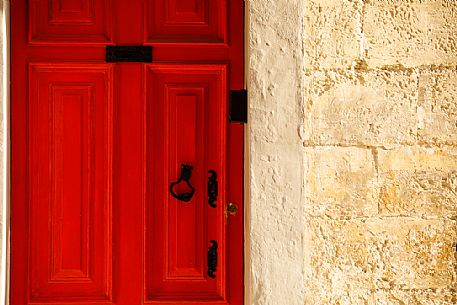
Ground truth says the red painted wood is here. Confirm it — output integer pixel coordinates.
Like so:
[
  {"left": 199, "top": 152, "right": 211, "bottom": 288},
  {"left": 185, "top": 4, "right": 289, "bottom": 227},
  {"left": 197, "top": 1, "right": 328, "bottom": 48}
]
[
  {"left": 29, "top": 0, "right": 113, "bottom": 44},
  {"left": 11, "top": 0, "right": 244, "bottom": 305},
  {"left": 145, "top": 65, "right": 227, "bottom": 301},
  {"left": 145, "top": 0, "right": 226, "bottom": 43},
  {"left": 28, "top": 63, "right": 113, "bottom": 303}
]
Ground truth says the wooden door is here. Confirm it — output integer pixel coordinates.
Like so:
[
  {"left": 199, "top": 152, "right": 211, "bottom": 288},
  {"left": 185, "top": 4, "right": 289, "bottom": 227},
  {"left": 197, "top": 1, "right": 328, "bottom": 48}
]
[{"left": 11, "top": 1, "right": 244, "bottom": 305}]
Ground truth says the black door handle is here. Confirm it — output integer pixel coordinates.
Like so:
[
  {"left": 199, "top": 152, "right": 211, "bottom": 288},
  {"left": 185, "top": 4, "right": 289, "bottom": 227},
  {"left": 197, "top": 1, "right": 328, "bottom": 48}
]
[{"left": 169, "top": 164, "right": 195, "bottom": 202}]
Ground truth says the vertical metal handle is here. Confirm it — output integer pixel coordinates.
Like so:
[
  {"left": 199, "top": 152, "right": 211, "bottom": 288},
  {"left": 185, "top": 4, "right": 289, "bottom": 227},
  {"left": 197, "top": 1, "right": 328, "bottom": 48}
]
[
  {"left": 208, "top": 170, "right": 218, "bottom": 208},
  {"left": 207, "top": 240, "right": 218, "bottom": 279}
]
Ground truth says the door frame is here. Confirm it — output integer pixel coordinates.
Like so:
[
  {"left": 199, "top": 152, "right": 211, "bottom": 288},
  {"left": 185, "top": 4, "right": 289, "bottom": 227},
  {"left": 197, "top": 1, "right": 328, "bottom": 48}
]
[
  {"left": 0, "top": 1, "right": 10, "bottom": 305},
  {"left": 1, "top": 1, "right": 251, "bottom": 305}
]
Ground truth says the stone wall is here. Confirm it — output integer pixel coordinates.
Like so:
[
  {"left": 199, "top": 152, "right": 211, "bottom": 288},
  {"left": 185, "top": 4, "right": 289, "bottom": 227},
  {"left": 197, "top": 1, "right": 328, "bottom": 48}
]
[{"left": 249, "top": 0, "right": 457, "bottom": 304}]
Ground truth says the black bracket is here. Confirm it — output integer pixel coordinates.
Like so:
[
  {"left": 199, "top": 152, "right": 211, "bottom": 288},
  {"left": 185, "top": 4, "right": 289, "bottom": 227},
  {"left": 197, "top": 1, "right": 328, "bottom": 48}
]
[
  {"left": 169, "top": 164, "right": 195, "bottom": 203},
  {"left": 106, "top": 46, "right": 152, "bottom": 63},
  {"left": 207, "top": 240, "right": 218, "bottom": 279},
  {"left": 208, "top": 170, "right": 218, "bottom": 208},
  {"left": 229, "top": 89, "right": 247, "bottom": 123}
]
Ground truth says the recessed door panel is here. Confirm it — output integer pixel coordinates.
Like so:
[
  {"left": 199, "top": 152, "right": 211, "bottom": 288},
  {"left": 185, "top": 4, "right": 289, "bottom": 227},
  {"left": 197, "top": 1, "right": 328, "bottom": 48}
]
[
  {"left": 145, "top": 0, "right": 227, "bottom": 43},
  {"left": 145, "top": 65, "right": 227, "bottom": 302},
  {"left": 27, "top": 64, "right": 113, "bottom": 303},
  {"left": 29, "top": 0, "right": 112, "bottom": 44}
]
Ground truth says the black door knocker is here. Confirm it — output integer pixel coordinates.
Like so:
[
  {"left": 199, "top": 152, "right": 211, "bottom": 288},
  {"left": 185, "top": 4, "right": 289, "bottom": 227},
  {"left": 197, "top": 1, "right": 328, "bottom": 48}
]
[{"left": 169, "top": 164, "right": 195, "bottom": 202}]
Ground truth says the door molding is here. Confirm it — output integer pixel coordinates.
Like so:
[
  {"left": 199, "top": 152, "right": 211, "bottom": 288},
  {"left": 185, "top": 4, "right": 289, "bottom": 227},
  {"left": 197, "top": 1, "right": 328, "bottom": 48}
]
[
  {"left": 243, "top": 1, "right": 251, "bottom": 304},
  {"left": 0, "top": 1, "right": 10, "bottom": 305}
]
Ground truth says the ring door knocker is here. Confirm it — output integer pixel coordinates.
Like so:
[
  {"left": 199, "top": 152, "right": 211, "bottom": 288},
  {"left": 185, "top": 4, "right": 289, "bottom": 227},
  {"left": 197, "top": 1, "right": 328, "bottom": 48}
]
[{"left": 169, "top": 164, "right": 195, "bottom": 202}]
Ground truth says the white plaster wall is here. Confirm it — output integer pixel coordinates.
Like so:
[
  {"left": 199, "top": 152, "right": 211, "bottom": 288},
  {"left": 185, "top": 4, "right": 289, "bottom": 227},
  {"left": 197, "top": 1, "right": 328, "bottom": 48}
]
[{"left": 247, "top": 0, "right": 306, "bottom": 304}]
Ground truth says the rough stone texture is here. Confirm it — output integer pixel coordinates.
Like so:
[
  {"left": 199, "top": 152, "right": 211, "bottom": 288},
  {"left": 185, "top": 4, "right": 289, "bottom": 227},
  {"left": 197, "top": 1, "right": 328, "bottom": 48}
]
[
  {"left": 303, "top": 147, "right": 379, "bottom": 219},
  {"left": 248, "top": 0, "right": 305, "bottom": 304},
  {"left": 302, "top": 69, "right": 419, "bottom": 146},
  {"left": 364, "top": 0, "right": 457, "bottom": 68},
  {"left": 304, "top": 0, "right": 361, "bottom": 70},
  {"left": 378, "top": 146, "right": 457, "bottom": 218},
  {"left": 418, "top": 69, "right": 457, "bottom": 145},
  {"left": 249, "top": 0, "right": 457, "bottom": 304},
  {"left": 305, "top": 218, "right": 456, "bottom": 304},
  {"left": 0, "top": 0, "right": 4, "bottom": 294}
]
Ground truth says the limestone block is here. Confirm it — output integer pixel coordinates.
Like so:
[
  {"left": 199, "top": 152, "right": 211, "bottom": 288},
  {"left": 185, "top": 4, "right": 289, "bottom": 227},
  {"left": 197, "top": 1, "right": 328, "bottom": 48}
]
[
  {"left": 378, "top": 146, "right": 457, "bottom": 218},
  {"left": 304, "top": 0, "right": 361, "bottom": 70},
  {"left": 302, "top": 69, "right": 419, "bottom": 146},
  {"left": 418, "top": 70, "right": 457, "bottom": 144},
  {"left": 305, "top": 219, "right": 375, "bottom": 304},
  {"left": 249, "top": 0, "right": 302, "bottom": 52},
  {"left": 374, "top": 289, "right": 457, "bottom": 305},
  {"left": 249, "top": 0, "right": 307, "bottom": 304},
  {"left": 250, "top": 107, "right": 302, "bottom": 145},
  {"left": 249, "top": 143, "right": 305, "bottom": 305},
  {"left": 308, "top": 218, "right": 457, "bottom": 300},
  {"left": 366, "top": 218, "right": 457, "bottom": 290},
  {"left": 249, "top": 0, "right": 303, "bottom": 145},
  {"left": 364, "top": 0, "right": 457, "bottom": 68},
  {"left": 303, "top": 147, "right": 379, "bottom": 219},
  {"left": 303, "top": 290, "right": 373, "bottom": 305},
  {"left": 0, "top": 2, "right": 3, "bottom": 290}
]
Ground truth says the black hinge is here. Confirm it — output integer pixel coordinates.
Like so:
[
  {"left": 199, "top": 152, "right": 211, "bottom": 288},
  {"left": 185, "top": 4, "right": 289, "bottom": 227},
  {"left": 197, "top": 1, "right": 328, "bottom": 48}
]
[
  {"left": 106, "top": 46, "right": 152, "bottom": 63},
  {"left": 229, "top": 89, "right": 247, "bottom": 123},
  {"left": 207, "top": 240, "right": 218, "bottom": 279},
  {"left": 208, "top": 170, "right": 218, "bottom": 208}
]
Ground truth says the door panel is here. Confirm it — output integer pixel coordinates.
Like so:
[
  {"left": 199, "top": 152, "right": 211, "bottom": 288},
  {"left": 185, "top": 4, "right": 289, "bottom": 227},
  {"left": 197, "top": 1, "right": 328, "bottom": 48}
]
[
  {"left": 27, "top": 64, "right": 113, "bottom": 303},
  {"left": 29, "top": 0, "right": 113, "bottom": 44},
  {"left": 145, "top": 0, "right": 226, "bottom": 43},
  {"left": 145, "top": 65, "right": 227, "bottom": 301}
]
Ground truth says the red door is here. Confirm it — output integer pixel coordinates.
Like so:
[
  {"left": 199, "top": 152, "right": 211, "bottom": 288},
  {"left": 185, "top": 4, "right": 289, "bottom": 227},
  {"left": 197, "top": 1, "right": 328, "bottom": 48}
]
[{"left": 11, "top": 1, "right": 244, "bottom": 305}]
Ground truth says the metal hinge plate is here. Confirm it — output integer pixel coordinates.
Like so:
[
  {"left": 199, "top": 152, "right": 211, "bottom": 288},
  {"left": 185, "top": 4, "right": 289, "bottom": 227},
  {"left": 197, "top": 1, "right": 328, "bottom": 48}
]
[
  {"left": 106, "top": 46, "right": 152, "bottom": 63},
  {"left": 229, "top": 89, "right": 247, "bottom": 124},
  {"left": 207, "top": 240, "right": 218, "bottom": 279}
]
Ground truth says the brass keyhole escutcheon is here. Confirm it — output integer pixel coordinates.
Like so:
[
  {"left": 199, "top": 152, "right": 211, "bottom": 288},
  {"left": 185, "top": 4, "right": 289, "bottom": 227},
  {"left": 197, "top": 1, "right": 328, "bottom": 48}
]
[{"left": 226, "top": 203, "right": 239, "bottom": 216}]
